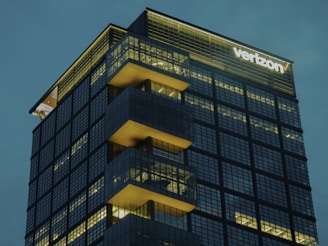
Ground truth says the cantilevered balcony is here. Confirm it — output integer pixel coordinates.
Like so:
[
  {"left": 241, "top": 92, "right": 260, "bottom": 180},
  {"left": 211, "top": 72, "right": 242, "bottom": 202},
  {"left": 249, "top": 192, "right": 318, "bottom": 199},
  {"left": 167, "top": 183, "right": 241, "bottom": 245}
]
[
  {"left": 106, "top": 87, "right": 194, "bottom": 149},
  {"left": 105, "top": 148, "right": 197, "bottom": 212},
  {"left": 104, "top": 214, "right": 200, "bottom": 246},
  {"left": 106, "top": 34, "right": 190, "bottom": 91}
]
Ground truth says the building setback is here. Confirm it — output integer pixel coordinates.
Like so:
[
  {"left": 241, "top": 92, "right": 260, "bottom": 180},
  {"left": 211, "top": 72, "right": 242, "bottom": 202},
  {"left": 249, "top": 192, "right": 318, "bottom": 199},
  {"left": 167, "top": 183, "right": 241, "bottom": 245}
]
[{"left": 26, "top": 8, "right": 319, "bottom": 246}]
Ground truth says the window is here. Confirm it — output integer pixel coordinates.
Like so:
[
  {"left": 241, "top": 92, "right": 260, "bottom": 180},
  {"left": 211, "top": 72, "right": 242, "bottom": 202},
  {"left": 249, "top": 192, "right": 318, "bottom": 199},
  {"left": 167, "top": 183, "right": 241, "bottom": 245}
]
[
  {"left": 289, "top": 185, "right": 314, "bottom": 216},
  {"left": 51, "top": 207, "right": 67, "bottom": 242},
  {"left": 220, "top": 133, "right": 250, "bottom": 165},
  {"left": 223, "top": 162, "right": 253, "bottom": 196},
  {"left": 188, "top": 64, "right": 212, "bottom": 96},
  {"left": 87, "top": 207, "right": 106, "bottom": 244},
  {"left": 56, "top": 95, "right": 72, "bottom": 130},
  {"left": 185, "top": 93, "right": 215, "bottom": 124},
  {"left": 227, "top": 225, "right": 259, "bottom": 246},
  {"left": 88, "top": 177, "right": 104, "bottom": 212},
  {"left": 72, "top": 106, "right": 89, "bottom": 141},
  {"left": 193, "top": 124, "right": 217, "bottom": 153},
  {"left": 68, "top": 192, "right": 86, "bottom": 228},
  {"left": 285, "top": 155, "right": 309, "bottom": 185},
  {"left": 257, "top": 174, "right": 287, "bottom": 207},
  {"left": 247, "top": 86, "right": 276, "bottom": 119},
  {"left": 278, "top": 97, "right": 301, "bottom": 128},
  {"left": 197, "top": 184, "right": 221, "bottom": 216},
  {"left": 72, "top": 78, "right": 89, "bottom": 114},
  {"left": 282, "top": 127, "right": 305, "bottom": 156},
  {"left": 225, "top": 193, "right": 257, "bottom": 229},
  {"left": 55, "top": 124, "right": 71, "bottom": 157},
  {"left": 52, "top": 178, "right": 69, "bottom": 212},
  {"left": 36, "top": 193, "right": 51, "bottom": 226},
  {"left": 188, "top": 150, "right": 219, "bottom": 184},
  {"left": 38, "top": 166, "right": 53, "bottom": 198},
  {"left": 217, "top": 104, "right": 247, "bottom": 136},
  {"left": 215, "top": 75, "right": 244, "bottom": 108},
  {"left": 70, "top": 162, "right": 87, "bottom": 197},
  {"left": 260, "top": 205, "right": 292, "bottom": 241},
  {"left": 250, "top": 116, "right": 279, "bottom": 147},
  {"left": 253, "top": 144, "right": 283, "bottom": 176},
  {"left": 191, "top": 214, "right": 224, "bottom": 246}
]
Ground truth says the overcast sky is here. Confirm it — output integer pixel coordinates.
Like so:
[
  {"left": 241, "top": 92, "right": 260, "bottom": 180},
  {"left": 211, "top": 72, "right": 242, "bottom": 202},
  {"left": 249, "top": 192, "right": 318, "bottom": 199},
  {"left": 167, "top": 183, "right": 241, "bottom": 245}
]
[{"left": 0, "top": 0, "right": 327, "bottom": 245}]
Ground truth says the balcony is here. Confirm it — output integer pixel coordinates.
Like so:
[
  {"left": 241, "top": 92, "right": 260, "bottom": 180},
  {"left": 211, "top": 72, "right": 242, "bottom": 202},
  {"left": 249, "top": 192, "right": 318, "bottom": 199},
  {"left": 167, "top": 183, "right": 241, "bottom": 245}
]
[
  {"left": 106, "top": 34, "right": 190, "bottom": 91},
  {"left": 106, "top": 87, "right": 194, "bottom": 149},
  {"left": 105, "top": 148, "right": 197, "bottom": 212},
  {"left": 104, "top": 214, "right": 200, "bottom": 246}
]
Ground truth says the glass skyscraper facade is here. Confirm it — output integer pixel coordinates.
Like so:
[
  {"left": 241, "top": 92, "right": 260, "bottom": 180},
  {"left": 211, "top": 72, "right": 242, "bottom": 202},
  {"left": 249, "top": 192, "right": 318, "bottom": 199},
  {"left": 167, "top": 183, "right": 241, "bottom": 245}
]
[{"left": 26, "top": 8, "right": 319, "bottom": 246}]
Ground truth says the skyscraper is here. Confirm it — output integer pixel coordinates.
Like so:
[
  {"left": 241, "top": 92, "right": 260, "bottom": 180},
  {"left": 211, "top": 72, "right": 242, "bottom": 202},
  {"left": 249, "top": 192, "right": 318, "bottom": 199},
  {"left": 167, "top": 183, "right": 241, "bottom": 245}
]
[{"left": 26, "top": 8, "right": 319, "bottom": 245}]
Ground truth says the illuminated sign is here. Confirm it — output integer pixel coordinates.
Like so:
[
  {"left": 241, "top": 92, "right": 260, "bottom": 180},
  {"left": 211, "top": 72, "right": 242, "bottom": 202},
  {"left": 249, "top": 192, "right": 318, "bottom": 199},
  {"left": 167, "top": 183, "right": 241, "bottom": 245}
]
[{"left": 233, "top": 47, "right": 284, "bottom": 74}]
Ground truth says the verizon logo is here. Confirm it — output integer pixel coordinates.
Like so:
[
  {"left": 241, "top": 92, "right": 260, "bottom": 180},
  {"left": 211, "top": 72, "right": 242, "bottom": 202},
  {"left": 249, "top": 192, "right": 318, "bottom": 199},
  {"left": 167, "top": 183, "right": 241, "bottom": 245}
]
[{"left": 233, "top": 47, "right": 284, "bottom": 74}]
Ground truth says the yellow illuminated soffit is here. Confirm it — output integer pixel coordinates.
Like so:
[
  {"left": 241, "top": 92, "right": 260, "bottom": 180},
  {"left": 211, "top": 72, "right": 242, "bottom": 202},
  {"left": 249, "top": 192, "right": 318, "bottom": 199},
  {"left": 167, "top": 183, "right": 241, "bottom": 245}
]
[
  {"left": 32, "top": 86, "right": 58, "bottom": 119},
  {"left": 108, "top": 62, "right": 190, "bottom": 91},
  {"left": 108, "top": 120, "right": 192, "bottom": 149},
  {"left": 107, "top": 184, "right": 196, "bottom": 213}
]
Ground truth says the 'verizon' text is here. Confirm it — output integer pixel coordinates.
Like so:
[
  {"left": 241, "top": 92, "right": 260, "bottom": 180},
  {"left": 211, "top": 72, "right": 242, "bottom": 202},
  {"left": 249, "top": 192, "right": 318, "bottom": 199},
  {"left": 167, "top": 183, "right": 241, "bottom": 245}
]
[{"left": 233, "top": 47, "right": 284, "bottom": 74}]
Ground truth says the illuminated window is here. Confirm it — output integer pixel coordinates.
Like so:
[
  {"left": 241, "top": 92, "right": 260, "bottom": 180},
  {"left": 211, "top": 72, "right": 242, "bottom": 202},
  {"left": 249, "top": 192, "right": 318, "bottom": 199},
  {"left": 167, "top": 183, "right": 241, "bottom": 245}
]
[
  {"left": 215, "top": 75, "right": 244, "bottom": 108},
  {"left": 259, "top": 205, "right": 292, "bottom": 241},
  {"left": 51, "top": 207, "right": 67, "bottom": 243},
  {"left": 189, "top": 64, "right": 212, "bottom": 96},
  {"left": 34, "top": 222, "right": 49, "bottom": 246},
  {"left": 282, "top": 127, "right": 305, "bottom": 156},
  {"left": 91, "top": 62, "right": 106, "bottom": 85},
  {"left": 88, "top": 177, "right": 104, "bottom": 212},
  {"left": 217, "top": 104, "right": 247, "bottom": 136},
  {"left": 67, "top": 222, "right": 86, "bottom": 245},
  {"left": 226, "top": 193, "right": 256, "bottom": 229},
  {"left": 87, "top": 207, "right": 107, "bottom": 244},
  {"left": 250, "top": 116, "right": 279, "bottom": 147},
  {"left": 151, "top": 81, "right": 181, "bottom": 100},
  {"left": 185, "top": 93, "right": 215, "bottom": 124},
  {"left": 69, "top": 192, "right": 86, "bottom": 228},
  {"left": 278, "top": 97, "right": 301, "bottom": 128},
  {"left": 247, "top": 86, "right": 276, "bottom": 119}
]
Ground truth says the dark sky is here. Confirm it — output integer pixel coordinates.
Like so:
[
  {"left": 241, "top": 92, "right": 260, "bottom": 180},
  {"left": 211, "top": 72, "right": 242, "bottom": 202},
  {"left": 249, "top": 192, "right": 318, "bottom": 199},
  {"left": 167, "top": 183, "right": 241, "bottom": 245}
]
[{"left": 1, "top": 1, "right": 327, "bottom": 245}]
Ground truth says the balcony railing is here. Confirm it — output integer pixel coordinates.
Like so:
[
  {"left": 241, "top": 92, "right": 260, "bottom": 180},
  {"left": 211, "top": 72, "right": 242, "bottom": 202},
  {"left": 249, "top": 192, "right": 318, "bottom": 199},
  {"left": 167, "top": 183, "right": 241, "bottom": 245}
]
[
  {"left": 106, "top": 33, "right": 190, "bottom": 91},
  {"left": 106, "top": 87, "right": 194, "bottom": 149},
  {"left": 104, "top": 214, "right": 200, "bottom": 246},
  {"left": 105, "top": 148, "right": 197, "bottom": 212}
]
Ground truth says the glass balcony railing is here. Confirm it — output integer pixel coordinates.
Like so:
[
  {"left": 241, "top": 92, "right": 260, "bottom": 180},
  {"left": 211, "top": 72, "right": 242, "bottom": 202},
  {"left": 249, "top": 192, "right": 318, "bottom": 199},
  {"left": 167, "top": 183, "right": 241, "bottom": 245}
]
[
  {"left": 106, "top": 87, "right": 194, "bottom": 149},
  {"left": 106, "top": 33, "right": 190, "bottom": 91},
  {"left": 104, "top": 214, "right": 200, "bottom": 246},
  {"left": 105, "top": 148, "right": 197, "bottom": 212}
]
